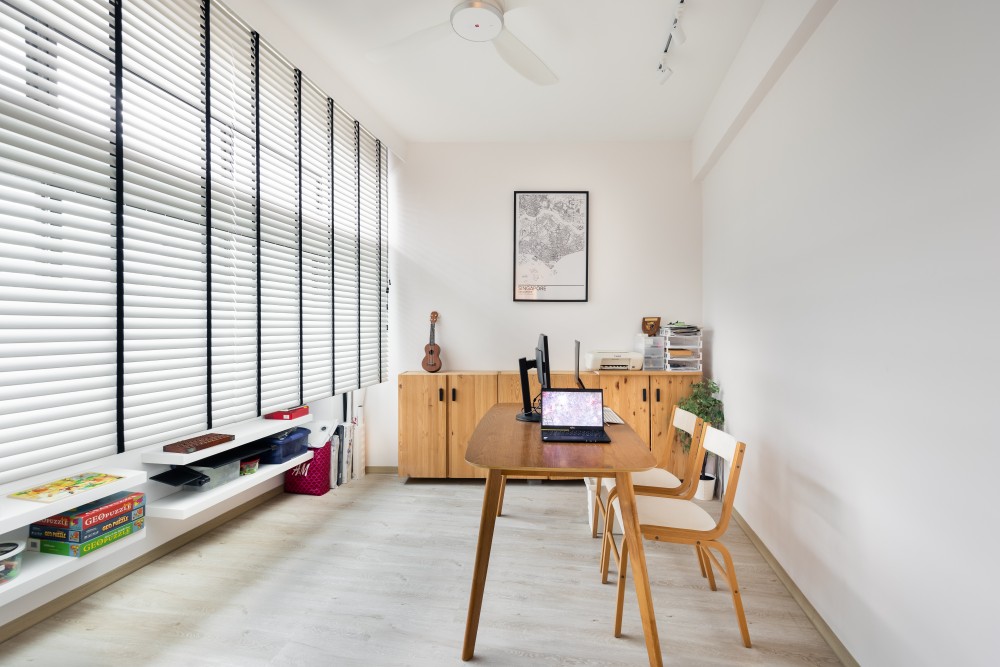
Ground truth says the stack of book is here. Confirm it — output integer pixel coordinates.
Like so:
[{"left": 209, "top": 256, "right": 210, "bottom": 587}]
[{"left": 27, "top": 491, "right": 146, "bottom": 557}]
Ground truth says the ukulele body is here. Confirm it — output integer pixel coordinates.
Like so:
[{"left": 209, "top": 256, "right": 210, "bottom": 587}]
[
  {"left": 421, "top": 311, "right": 442, "bottom": 373},
  {"left": 421, "top": 343, "right": 441, "bottom": 372}
]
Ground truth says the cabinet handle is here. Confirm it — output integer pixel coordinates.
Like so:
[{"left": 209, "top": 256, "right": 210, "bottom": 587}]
[
  {"left": 452, "top": 388, "right": 457, "bottom": 401},
  {"left": 439, "top": 388, "right": 444, "bottom": 401},
  {"left": 656, "top": 388, "right": 661, "bottom": 402},
  {"left": 642, "top": 388, "right": 647, "bottom": 402}
]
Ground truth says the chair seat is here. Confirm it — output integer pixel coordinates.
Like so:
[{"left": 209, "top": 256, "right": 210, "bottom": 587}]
[
  {"left": 634, "top": 495, "right": 717, "bottom": 532},
  {"left": 601, "top": 468, "right": 681, "bottom": 492}
]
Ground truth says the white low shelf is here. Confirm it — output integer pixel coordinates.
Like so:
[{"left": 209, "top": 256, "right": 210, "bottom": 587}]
[
  {"left": 0, "top": 468, "right": 147, "bottom": 536},
  {"left": 146, "top": 450, "right": 314, "bottom": 520},
  {"left": 140, "top": 415, "right": 314, "bottom": 466},
  {"left": 0, "top": 530, "right": 146, "bottom": 605}
]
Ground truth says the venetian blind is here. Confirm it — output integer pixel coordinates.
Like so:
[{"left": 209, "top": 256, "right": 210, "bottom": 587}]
[
  {"left": 0, "top": 0, "right": 390, "bottom": 484},
  {"left": 209, "top": 3, "right": 258, "bottom": 426},
  {"left": 0, "top": 0, "right": 118, "bottom": 483},
  {"left": 257, "top": 40, "right": 300, "bottom": 413},
  {"left": 300, "top": 78, "right": 334, "bottom": 403},
  {"left": 358, "top": 127, "right": 380, "bottom": 388},
  {"left": 120, "top": 0, "right": 208, "bottom": 450},
  {"left": 332, "top": 103, "right": 359, "bottom": 393}
]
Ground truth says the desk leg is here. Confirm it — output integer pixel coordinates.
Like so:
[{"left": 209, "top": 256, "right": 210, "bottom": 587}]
[
  {"left": 462, "top": 468, "right": 505, "bottom": 660},
  {"left": 615, "top": 472, "right": 663, "bottom": 667}
]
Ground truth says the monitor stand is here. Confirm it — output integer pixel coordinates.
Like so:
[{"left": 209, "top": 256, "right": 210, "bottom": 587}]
[{"left": 515, "top": 357, "right": 541, "bottom": 422}]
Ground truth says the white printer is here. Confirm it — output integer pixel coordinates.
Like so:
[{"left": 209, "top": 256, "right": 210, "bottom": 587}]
[{"left": 584, "top": 351, "right": 643, "bottom": 371}]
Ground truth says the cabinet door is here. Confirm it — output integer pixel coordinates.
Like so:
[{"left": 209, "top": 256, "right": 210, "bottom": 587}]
[
  {"left": 600, "top": 373, "right": 651, "bottom": 448},
  {"left": 447, "top": 373, "right": 498, "bottom": 478},
  {"left": 650, "top": 374, "right": 702, "bottom": 477},
  {"left": 398, "top": 374, "right": 448, "bottom": 477}
]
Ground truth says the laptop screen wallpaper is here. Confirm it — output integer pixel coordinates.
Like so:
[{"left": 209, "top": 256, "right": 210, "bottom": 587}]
[{"left": 542, "top": 391, "right": 603, "bottom": 427}]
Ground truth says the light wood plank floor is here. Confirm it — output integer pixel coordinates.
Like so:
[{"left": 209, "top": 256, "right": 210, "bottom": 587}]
[{"left": 1, "top": 475, "right": 841, "bottom": 666}]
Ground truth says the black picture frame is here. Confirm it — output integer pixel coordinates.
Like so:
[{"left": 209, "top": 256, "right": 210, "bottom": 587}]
[{"left": 513, "top": 191, "right": 589, "bottom": 302}]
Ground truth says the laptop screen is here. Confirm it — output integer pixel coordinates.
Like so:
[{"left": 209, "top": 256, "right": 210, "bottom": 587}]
[{"left": 541, "top": 389, "right": 604, "bottom": 428}]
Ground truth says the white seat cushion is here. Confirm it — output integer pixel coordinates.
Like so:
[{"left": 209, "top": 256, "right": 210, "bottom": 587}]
[
  {"left": 611, "top": 495, "right": 717, "bottom": 533},
  {"left": 636, "top": 496, "right": 717, "bottom": 532},
  {"left": 601, "top": 468, "right": 681, "bottom": 492}
]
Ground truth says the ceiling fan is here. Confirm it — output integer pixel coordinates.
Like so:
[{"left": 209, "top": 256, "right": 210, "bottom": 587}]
[{"left": 368, "top": 0, "right": 558, "bottom": 85}]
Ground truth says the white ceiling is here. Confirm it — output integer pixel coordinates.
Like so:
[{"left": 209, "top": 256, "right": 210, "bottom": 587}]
[{"left": 253, "top": 0, "right": 763, "bottom": 144}]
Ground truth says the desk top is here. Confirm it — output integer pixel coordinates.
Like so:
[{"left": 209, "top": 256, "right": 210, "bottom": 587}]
[{"left": 465, "top": 403, "right": 656, "bottom": 475}]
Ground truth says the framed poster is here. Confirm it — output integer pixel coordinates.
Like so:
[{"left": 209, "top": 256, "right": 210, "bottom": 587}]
[{"left": 513, "top": 191, "right": 589, "bottom": 302}]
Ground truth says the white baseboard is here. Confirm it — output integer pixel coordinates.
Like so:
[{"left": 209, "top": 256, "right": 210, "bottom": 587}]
[{"left": 732, "top": 510, "right": 858, "bottom": 667}]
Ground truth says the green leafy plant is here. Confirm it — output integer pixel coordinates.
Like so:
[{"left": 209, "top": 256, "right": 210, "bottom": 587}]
[{"left": 677, "top": 379, "right": 725, "bottom": 453}]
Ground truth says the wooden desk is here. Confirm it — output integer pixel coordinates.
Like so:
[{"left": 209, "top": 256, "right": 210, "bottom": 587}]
[{"left": 462, "top": 403, "right": 663, "bottom": 666}]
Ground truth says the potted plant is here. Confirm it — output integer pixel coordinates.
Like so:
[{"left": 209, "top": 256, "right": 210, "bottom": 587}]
[{"left": 677, "top": 379, "right": 724, "bottom": 500}]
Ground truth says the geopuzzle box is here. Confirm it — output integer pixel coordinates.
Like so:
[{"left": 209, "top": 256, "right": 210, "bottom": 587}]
[
  {"left": 28, "top": 518, "right": 145, "bottom": 557},
  {"left": 29, "top": 505, "right": 145, "bottom": 543},
  {"left": 30, "top": 491, "right": 145, "bottom": 532}
]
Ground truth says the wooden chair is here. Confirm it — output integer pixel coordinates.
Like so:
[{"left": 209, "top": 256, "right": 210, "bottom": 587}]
[
  {"left": 594, "top": 406, "right": 706, "bottom": 574},
  {"left": 608, "top": 426, "right": 751, "bottom": 648}
]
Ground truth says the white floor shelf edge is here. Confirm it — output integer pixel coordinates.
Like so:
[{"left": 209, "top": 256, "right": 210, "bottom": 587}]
[
  {"left": 141, "top": 415, "right": 314, "bottom": 466},
  {"left": 0, "top": 530, "right": 147, "bottom": 606},
  {"left": 147, "top": 450, "right": 315, "bottom": 520},
  {"left": 0, "top": 468, "right": 147, "bottom": 536}
]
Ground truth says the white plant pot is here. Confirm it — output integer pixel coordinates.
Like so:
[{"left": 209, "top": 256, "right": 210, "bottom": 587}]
[{"left": 695, "top": 474, "right": 716, "bottom": 501}]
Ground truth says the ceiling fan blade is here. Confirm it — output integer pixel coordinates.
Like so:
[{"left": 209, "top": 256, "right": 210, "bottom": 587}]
[
  {"left": 492, "top": 28, "right": 557, "bottom": 85},
  {"left": 366, "top": 21, "right": 453, "bottom": 63}
]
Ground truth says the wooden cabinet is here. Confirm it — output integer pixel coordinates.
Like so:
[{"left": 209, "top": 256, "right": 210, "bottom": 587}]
[
  {"left": 399, "top": 370, "right": 699, "bottom": 480},
  {"left": 599, "top": 372, "right": 702, "bottom": 478},
  {"left": 397, "top": 372, "right": 497, "bottom": 478},
  {"left": 496, "top": 370, "right": 598, "bottom": 405}
]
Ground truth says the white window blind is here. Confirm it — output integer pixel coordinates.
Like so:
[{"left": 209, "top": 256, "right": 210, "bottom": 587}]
[
  {"left": 379, "top": 142, "right": 389, "bottom": 383},
  {"left": 0, "top": 0, "right": 118, "bottom": 483},
  {"left": 332, "top": 103, "right": 359, "bottom": 394},
  {"left": 209, "top": 4, "right": 258, "bottom": 426},
  {"left": 300, "top": 78, "right": 333, "bottom": 403},
  {"left": 358, "top": 127, "right": 380, "bottom": 388},
  {"left": 0, "top": 0, "right": 390, "bottom": 484},
  {"left": 257, "top": 41, "right": 300, "bottom": 412},
  {"left": 121, "top": 0, "right": 208, "bottom": 450}
]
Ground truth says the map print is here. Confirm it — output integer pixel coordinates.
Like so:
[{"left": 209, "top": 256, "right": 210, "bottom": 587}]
[{"left": 514, "top": 192, "right": 588, "bottom": 301}]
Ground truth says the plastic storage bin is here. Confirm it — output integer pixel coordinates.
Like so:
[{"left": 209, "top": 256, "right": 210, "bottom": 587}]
[
  {"left": 260, "top": 427, "right": 310, "bottom": 465},
  {"left": 184, "top": 456, "right": 240, "bottom": 492},
  {"left": 0, "top": 541, "right": 26, "bottom": 585}
]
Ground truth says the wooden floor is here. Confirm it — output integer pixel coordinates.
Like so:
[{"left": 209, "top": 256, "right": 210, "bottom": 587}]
[{"left": 1, "top": 475, "right": 841, "bottom": 666}]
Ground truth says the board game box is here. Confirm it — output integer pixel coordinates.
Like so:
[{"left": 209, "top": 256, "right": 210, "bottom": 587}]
[
  {"left": 29, "top": 505, "right": 145, "bottom": 543},
  {"left": 28, "top": 518, "right": 145, "bottom": 557},
  {"left": 31, "top": 491, "right": 145, "bottom": 532},
  {"left": 7, "top": 472, "right": 123, "bottom": 503}
]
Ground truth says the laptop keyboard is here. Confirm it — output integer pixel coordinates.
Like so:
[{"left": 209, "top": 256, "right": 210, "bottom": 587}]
[
  {"left": 541, "top": 428, "right": 611, "bottom": 443},
  {"left": 603, "top": 408, "right": 624, "bottom": 424}
]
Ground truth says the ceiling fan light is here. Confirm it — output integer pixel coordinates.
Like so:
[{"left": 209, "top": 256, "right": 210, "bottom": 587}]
[{"left": 451, "top": 1, "right": 504, "bottom": 42}]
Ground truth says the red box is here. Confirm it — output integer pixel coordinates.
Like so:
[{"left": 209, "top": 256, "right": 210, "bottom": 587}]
[{"left": 264, "top": 405, "right": 309, "bottom": 420}]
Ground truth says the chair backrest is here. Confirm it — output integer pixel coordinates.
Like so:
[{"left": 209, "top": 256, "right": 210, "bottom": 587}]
[
  {"left": 701, "top": 425, "right": 747, "bottom": 536},
  {"left": 663, "top": 406, "right": 706, "bottom": 497}
]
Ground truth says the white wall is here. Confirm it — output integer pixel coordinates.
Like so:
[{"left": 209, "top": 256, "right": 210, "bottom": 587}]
[
  {"left": 363, "top": 142, "right": 702, "bottom": 468},
  {"left": 700, "top": 1, "right": 1000, "bottom": 664}
]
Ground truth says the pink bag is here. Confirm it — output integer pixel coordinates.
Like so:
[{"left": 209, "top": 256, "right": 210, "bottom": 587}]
[{"left": 284, "top": 439, "right": 331, "bottom": 496}]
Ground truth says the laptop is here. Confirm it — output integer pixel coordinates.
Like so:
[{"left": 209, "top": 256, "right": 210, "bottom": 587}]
[{"left": 540, "top": 388, "right": 612, "bottom": 443}]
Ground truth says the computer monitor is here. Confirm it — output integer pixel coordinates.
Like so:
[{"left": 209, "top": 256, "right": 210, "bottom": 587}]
[
  {"left": 535, "top": 333, "right": 551, "bottom": 391},
  {"left": 574, "top": 339, "right": 585, "bottom": 389},
  {"left": 515, "top": 333, "right": 552, "bottom": 422}
]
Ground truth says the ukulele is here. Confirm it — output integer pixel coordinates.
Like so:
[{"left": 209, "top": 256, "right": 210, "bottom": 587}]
[{"left": 421, "top": 311, "right": 442, "bottom": 373}]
